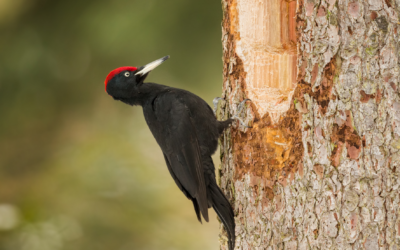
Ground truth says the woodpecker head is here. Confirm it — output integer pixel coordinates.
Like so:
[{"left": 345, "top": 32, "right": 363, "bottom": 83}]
[{"left": 104, "top": 55, "right": 169, "bottom": 99}]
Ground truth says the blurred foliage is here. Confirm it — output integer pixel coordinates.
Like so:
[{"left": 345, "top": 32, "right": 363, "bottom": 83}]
[{"left": 0, "top": 0, "right": 224, "bottom": 249}]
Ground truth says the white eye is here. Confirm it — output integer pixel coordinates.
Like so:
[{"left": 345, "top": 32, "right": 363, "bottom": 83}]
[{"left": 124, "top": 72, "right": 130, "bottom": 77}]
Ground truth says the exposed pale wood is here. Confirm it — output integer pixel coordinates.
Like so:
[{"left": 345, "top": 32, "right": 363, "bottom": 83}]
[{"left": 233, "top": 0, "right": 297, "bottom": 122}]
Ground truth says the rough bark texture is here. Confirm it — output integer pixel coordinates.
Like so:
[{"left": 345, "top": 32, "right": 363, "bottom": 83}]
[{"left": 217, "top": 0, "right": 400, "bottom": 249}]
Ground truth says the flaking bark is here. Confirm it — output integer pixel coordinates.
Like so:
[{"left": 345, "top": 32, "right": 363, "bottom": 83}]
[{"left": 218, "top": 0, "right": 400, "bottom": 249}]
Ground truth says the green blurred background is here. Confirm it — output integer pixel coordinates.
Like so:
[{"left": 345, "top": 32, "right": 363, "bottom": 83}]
[{"left": 0, "top": 0, "right": 224, "bottom": 249}]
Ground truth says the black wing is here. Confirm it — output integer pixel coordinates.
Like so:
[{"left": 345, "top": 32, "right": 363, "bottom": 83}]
[
  {"left": 163, "top": 154, "right": 202, "bottom": 222},
  {"left": 146, "top": 93, "right": 209, "bottom": 222}
]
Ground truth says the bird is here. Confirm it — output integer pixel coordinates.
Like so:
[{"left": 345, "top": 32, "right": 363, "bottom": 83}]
[{"left": 104, "top": 55, "right": 250, "bottom": 250}]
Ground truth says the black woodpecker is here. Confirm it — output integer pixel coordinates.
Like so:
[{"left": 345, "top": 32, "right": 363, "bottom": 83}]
[{"left": 104, "top": 56, "right": 250, "bottom": 250}]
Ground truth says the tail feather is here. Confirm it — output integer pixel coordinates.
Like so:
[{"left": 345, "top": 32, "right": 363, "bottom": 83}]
[{"left": 209, "top": 181, "right": 235, "bottom": 250}]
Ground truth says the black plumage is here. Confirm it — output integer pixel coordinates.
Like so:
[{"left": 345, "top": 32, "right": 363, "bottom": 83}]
[{"left": 104, "top": 56, "right": 235, "bottom": 250}]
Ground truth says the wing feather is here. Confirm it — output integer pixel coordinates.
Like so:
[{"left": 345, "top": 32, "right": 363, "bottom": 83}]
[{"left": 150, "top": 95, "right": 209, "bottom": 221}]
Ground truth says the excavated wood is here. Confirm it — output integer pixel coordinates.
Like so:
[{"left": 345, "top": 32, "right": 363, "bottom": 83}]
[
  {"left": 233, "top": 0, "right": 298, "bottom": 123},
  {"left": 218, "top": 0, "right": 400, "bottom": 249}
]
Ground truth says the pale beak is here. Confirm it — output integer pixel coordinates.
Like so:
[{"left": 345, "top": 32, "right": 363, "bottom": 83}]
[{"left": 135, "top": 55, "right": 170, "bottom": 76}]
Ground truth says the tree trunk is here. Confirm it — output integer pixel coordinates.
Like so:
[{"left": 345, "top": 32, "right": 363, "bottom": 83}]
[{"left": 218, "top": 0, "right": 400, "bottom": 249}]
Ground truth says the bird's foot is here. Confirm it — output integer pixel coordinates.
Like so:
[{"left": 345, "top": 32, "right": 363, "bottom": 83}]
[
  {"left": 232, "top": 99, "right": 252, "bottom": 128},
  {"left": 213, "top": 97, "right": 252, "bottom": 128},
  {"left": 213, "top": 97, "right": 224, "bottom": 115}
]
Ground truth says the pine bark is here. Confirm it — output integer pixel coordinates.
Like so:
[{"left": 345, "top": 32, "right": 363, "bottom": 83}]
[{"left": 217, "top": 0, "right": 400, "bottom": 249}]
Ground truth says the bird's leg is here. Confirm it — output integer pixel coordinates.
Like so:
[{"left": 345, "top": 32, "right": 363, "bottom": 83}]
[
  {"left": 213, "top": 97, "right": 224, "bottom": 115},
  {"left": 214, "top": 97, "right": 252, "bottom": 128},
  {"left": 232, "top": 99, "right": 252, "bottom": 128}
]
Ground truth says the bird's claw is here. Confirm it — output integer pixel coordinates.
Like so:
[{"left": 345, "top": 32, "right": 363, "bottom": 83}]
[
  {"left": 213, "top": 97, "right": 224, "bottom": 115},
  {"left": 232, "top": 99, "right": 252, "bottom": 128},
  {"left": 237, "top": 98, "right": 251, "bottom": 114},
  {"left": 213, "top": 97, "right": 252, "bottom": 128}
]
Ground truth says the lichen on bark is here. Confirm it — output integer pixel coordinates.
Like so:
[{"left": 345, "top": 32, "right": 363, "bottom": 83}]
[{"left": 219, "top": 0, "right": 400, "bottom": 249}]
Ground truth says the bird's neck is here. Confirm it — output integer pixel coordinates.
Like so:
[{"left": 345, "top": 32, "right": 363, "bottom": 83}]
[{"left": 118, "top": 82, "right": 169, "bottom": 106}]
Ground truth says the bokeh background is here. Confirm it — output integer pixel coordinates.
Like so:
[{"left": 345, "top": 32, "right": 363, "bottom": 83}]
[{"left": 0, "top": 0, "right": 223, "bottom": 249}]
